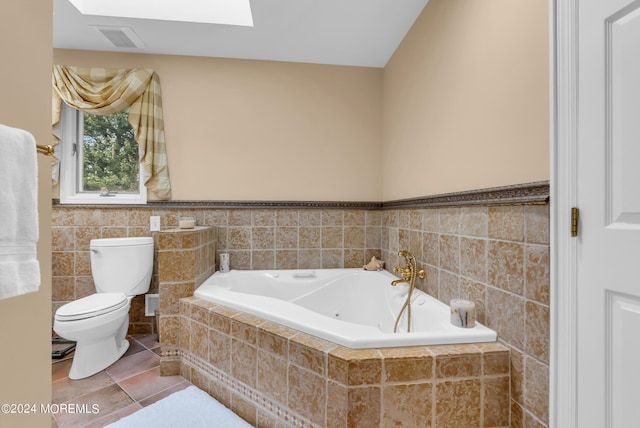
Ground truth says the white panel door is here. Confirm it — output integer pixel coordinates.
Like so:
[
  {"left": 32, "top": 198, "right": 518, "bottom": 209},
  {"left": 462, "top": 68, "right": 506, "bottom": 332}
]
[{"left": 577, "top": 0, "right": 640, "bottom": 426}]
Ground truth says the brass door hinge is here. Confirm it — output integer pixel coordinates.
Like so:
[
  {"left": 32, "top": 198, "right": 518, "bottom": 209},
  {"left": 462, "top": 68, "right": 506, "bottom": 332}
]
[{"left": 571, "top": 207, "right": 579, "bottom": 237}]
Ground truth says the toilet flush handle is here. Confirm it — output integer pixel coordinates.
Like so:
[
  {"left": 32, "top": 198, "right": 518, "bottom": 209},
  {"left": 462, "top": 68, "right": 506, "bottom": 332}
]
[{"left": 90, "top": 249, "right": 98, "bottom": 253}]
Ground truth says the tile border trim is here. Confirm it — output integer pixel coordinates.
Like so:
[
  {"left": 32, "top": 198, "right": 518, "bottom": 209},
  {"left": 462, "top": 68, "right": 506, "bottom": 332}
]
[
  {"left": 52, "top": 181, "right": 549, "bottom": 210},
  {"left": 180, "top": 349, "right": 318, "bottom": 428}
]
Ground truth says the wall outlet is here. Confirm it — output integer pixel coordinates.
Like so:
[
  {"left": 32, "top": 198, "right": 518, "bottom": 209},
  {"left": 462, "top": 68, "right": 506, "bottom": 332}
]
[{"left": 150, "top": 216, "right": 161, "bottom": 231}]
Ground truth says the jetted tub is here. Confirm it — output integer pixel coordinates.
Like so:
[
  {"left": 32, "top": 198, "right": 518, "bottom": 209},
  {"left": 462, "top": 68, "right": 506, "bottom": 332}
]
[{"left": 194, "top": 268, "right": 497, "bottom": 349}]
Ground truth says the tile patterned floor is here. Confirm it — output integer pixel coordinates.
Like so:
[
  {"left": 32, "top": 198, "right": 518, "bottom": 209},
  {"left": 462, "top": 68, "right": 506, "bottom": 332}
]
[{"left": 51, "top": 334, "right": 191, "bottom": 428}]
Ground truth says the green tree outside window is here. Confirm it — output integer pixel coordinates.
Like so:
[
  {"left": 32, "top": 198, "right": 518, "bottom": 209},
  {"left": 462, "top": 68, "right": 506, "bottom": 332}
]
[{"left": 82, "top": 108, "right": 139, "bottom": 193}]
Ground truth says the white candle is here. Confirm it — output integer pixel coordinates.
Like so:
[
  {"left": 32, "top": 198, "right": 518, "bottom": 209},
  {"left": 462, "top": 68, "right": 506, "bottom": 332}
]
[
  {"left": 450, "top": 299, "right": 476, "bottom": 328},
  {"left": 179, "top": 217, "right": 195, "bottom": 229},
  {"left": 219, "top": 253, "right": 230, "bottom": 273}
]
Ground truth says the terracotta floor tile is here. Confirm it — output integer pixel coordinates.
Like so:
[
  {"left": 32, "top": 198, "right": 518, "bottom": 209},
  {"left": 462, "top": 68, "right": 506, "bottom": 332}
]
[
  {"left": 105, "top": 349, "right": 160, "bottom": 382},
  {"left": 137, "top": 379, "right": 192, "bottom": 407},
  {"left": 52, "top": 334, "right": 192, "bottom": 428},
  {"left": 52, "top": 358, "right": 73, "bottom": 383},
  {"left": 121, "top": 337, "right": 146, "bottom": 358},
  {"left": 54, "top": 384, "right": 134, "bottom": 428},
  {"left": 82, "top": 402, "right": 142, "bottom": 428},
  {"left": 135, "top": 334, "right": 160, "bottom": 350},
  {"left": 52, "top": 371, "right": 115, "bottom": 404},
  {"left": 118, "top": 366, "right": 187, "bottom": 401}
]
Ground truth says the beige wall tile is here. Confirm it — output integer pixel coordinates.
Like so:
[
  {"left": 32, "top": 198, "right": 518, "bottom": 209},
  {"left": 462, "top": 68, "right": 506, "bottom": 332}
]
[
  {"left": 228, "top": 227, "right": 251, "bottom": 250},
  {"left": 525, "top": 205, "right": 550, "bottom": 245},
  {"left": 345, "top": 210, "right": 366, "bottom": 226},
  {"left": 460, "top": 237, "right": 487, "bottom": 282},
  {"left": 421, "top": 209, "right": 438, "bottom": 232},
  {"left": 299, "top": 210, "right": 321, "bottom": 227},
  {"left": 328, "top": 348, "right": 382, "bottom": 386},
  {"left": 488, "top": 240, "right": 524, "bottom": 294},
  {"left": 252, "top": 210, "right": 275, "bottom": 227},
  {"left": 459, "top": 278, "right": 487, "bottom": 324},
  {"left": 252, "top": 250, "right": 275, "bottom": 269},
  {"left": 52, "top": 251, "right": 74, "bottom": 277},
  {"left": 486, "top": 288, "right": 525, "bottom": 349},
  {"left": 524, "top": 357, "right": 549, "bottom": 425},
  {"left": 230, "top": 393, "right": 257, "bottom": 426},
  {"left": 252, "top": 227, "right": 275, "bottom": 249},
  {"left": 439, "top": 208, "right": 460, "bottom": 234},
  {"left": 347, "top": 386, "right": 381, "bottom": 428},
  {"left": 460, "top": 207, "right": 489, "bottom": 237},
  {"left": 208, "top": 329, "right": 231, "bottom": 372},
  {"left": 326, "top": 381, "right": 348, "bottom": 428},
  {"left": 299, "top": 227, "right": 321, "bottom": 248},
  {"left": 52, "top": 276, "right": 75, "bottom": 301},
  {"left": 52, "top": 227, "right": 75, "bottom": 251},
  {"left": 322, "top": 227, "right": 344, "bottom": 248},
  {"left": 190, "top": 321, "right": 208, "bottom": 361},
  {"left": 276, "top": 210, "right": 298, "bottom": 227},
  {"left": 435, "top": 354, "right": 482, "bottom": 379},
  {"left": 525, "top": 301, "right": 550, "bottom": 364},
  {"left": 344, "top": 226, "right": 365, "bottom": 248},
  {"left": 511, "top": 400, "right": 524, "bottom": 428},
  {"left": 484, "top": 375, "right": 510, "bottom": 427},
  {"left": 489, "top": 206, "right": 524, "bottom": 241},
  {"left": 525, "top": 245, "right": 550, "bottom": 305},
  {"left": 275, "top": 226, "right": 297, "bottom": 249},
  {"left": 435, "top": 379, "right": 481, "bottom": 427},
  {"left": 231, "top": 339, "right": 257, "bottom": 387},
  {"left": 288, "top": 364, "right": 326, "bottom": 424},
  {"left": 276, "top": 249, "right": 298, "bottom": 269},
  {"left": 381, "top": 347, "right": 433, "bottom": 382},
  {"left": 439, "top": 234, "right": 460, "bottom": 273},
  {"left": 322, "top": 210, "right": 344, "bottom": 226},
  {"left": 257, "top": 350, "right": 287, "bottom": 403},
  {"left": 382, "top": 383, "right": 432, "bottom": 427},
  {"left": 289, "top": 333, "right": 334, "bottom": 376},
  {"left": 159, "top": 315, "right": 179, "bottom": 346},
  {"left": 510, "top": 346, "right": 525, "bottom": 404}
]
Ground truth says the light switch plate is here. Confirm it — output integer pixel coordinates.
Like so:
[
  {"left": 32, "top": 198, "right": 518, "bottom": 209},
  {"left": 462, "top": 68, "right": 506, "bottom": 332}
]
[{"left": 150, "top": 216, "right": 161, "bottom": 231}]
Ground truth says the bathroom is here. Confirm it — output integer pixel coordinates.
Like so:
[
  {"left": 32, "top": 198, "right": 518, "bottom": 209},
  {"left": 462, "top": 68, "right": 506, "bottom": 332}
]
[{"left": 2, "top": 0, "right": 550, "bottom": 427}]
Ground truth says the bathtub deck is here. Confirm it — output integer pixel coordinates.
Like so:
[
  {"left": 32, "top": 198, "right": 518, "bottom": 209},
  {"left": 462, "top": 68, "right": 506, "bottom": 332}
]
[{"left": 160, "top": 296, "right": 511, "bottom": 428}]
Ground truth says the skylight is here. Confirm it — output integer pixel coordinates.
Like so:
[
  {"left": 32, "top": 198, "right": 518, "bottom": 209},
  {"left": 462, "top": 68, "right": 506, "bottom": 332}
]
[{"left": 68, "top": 0, "right": 253, "bottom": 27}]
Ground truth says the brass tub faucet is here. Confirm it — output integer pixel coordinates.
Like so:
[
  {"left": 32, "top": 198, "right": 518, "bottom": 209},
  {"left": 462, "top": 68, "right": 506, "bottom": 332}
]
[{"left": 391, "top": 250, "right": 425, "bottom": 332}]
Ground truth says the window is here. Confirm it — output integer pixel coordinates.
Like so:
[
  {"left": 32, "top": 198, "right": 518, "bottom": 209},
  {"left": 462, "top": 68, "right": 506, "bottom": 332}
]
[{"left": 60, "top": 103, "right": 146, "bottom": 204}]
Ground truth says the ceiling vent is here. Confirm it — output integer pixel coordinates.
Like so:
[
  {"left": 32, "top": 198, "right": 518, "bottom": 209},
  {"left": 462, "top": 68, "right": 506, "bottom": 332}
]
[{"left": 91, "top": 25, "right": 145, "bottom": 49}]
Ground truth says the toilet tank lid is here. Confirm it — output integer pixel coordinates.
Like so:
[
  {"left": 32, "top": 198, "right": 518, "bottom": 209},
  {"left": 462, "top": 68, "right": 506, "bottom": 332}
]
[{"left": 90, "top": 237, "right": 153, "bottom": 248}]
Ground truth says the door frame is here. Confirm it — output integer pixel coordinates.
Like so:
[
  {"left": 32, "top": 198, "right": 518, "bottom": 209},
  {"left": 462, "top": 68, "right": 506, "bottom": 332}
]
[{"left": 551, "top": 0, "right": 579, "bottom": 426}]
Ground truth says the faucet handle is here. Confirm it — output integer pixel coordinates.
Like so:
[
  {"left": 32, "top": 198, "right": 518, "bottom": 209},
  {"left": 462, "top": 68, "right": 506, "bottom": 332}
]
[{"left": 417, "top": 269, "right": 426, "bottom": 280}]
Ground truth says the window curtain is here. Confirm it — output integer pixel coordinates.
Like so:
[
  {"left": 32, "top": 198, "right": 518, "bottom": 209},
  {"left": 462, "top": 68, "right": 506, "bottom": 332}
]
[{"left": 51, "top": 65, "right": 171, "bottom": 200}]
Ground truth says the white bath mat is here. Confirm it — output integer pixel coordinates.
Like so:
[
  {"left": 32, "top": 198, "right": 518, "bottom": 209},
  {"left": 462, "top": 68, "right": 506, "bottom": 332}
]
[{"left": 105, "top": 386, "right": 253, "bottom": 428}]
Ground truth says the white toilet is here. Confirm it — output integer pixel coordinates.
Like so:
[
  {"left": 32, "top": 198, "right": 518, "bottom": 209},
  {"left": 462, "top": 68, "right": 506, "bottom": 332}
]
[{"left": 54, "top": 237, "right": 154, "bottom": 380}]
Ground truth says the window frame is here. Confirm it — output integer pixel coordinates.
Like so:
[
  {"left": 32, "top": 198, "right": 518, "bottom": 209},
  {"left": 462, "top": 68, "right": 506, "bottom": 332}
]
[{"left": 59, "top": 103, "right": 147, "bottom": 205}]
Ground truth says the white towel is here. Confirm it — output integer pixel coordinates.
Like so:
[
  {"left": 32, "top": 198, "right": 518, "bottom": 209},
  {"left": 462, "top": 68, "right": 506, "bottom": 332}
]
[{"left": 0, "top": 124, "right": 40, "bottom": 299}]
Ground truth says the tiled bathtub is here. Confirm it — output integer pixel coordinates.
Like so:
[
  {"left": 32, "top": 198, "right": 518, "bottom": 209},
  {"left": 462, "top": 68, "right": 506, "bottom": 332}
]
[{"left": 171, "top": 296, "right": 510, "bottom": 427}]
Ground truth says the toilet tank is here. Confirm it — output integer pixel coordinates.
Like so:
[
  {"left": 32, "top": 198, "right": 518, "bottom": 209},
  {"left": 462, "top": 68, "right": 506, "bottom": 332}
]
[{"left": 90, "top": 237, "right": 154, "bottom": 296}]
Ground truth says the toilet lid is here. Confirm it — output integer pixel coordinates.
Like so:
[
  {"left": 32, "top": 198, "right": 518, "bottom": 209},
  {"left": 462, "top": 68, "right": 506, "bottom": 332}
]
[{"left": 55, "top": 293, "right": 129, "bottom": 321}]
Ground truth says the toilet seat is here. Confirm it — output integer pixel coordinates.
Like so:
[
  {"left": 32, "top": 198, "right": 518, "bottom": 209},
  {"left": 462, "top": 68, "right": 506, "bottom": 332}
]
[{"left": 55, "top": 293, "right": 129, "bottom": 321}]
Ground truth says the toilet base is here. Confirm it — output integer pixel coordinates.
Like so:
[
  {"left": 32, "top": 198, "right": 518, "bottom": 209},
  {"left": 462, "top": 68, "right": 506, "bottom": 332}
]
[
  {"left": 69, "top": 337, "right": 130, "bottom": 380},
  {"left": 56, "top": 311, "right": 132, "bottom": 380}
]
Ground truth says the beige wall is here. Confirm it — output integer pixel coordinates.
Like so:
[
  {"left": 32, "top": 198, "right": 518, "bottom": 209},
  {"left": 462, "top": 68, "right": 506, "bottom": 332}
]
[
  {"left": 383, "top": 0, "right": 549, "bottom": 200},
  {"left": 53, "top": 50, "right": 384, "bottom": 201},
  {"left": 54, "top": 1, "right": 548, "bottom": 204},
  {"left": 0, "top": 1, "right": 52, "bottom": 426}
]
